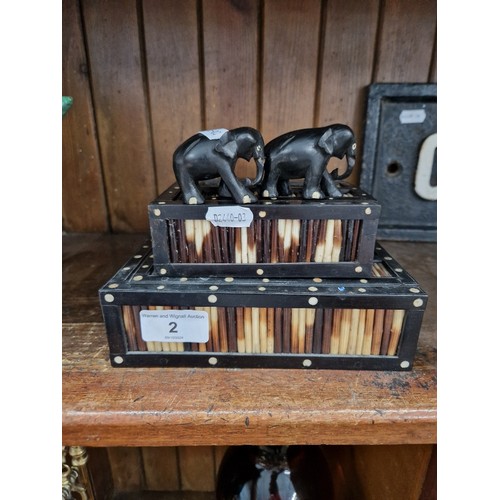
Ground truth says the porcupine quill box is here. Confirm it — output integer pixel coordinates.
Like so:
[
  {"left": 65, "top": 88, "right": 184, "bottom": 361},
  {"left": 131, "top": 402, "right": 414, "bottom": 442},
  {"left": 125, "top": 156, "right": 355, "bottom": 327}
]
[
  {"left": 148, "top": 182, "right": 381, "bottom": 279},
  {"left": 99, "top": 240, "right": 427, "bottom": 371}
]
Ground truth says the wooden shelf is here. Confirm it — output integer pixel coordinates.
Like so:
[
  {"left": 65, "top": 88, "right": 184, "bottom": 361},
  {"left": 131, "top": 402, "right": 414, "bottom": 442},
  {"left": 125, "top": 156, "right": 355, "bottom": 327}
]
[{"left": 62, "top": 234, "right": 436, "bottom": 447}]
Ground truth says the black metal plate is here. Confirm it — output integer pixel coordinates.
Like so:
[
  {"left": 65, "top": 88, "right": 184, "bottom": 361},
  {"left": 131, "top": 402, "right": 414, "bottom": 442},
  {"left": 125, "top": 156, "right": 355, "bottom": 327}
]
[{"left": 360, "top": 83, "right": 437, "bottom": 241}]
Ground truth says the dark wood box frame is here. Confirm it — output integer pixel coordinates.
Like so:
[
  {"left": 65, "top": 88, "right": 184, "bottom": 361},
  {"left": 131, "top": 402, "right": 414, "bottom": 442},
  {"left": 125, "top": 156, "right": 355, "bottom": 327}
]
[
  {"left": 148, "top": 183, "right": 381, "bottom": 279},
  {"left": 99, "top": 241, "right": 427, "bottom": 371}
]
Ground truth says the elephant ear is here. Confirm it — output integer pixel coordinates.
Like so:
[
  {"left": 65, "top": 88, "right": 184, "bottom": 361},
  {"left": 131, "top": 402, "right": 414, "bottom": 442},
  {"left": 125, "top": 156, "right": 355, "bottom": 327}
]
[
  {"left": 318, "top": 128, "right": 334, "bottom": 155},
  {"left": 214, "top": 131, "right": 238, "bottom": 159}
]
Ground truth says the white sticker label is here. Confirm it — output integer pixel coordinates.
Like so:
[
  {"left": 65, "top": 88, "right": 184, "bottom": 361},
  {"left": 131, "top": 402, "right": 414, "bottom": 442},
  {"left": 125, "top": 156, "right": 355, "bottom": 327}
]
[
  {"left": 140, "top": 309, "right": 209, "bottom": 343},
  {"left": 205, "top": 206, "right": 254, "bottom": 227},
  {"left": 199, "top": 128, "right": 228, "bottom": 140},
  {"left": 399, "top": 109, "right": 426, "bottom": 124}
]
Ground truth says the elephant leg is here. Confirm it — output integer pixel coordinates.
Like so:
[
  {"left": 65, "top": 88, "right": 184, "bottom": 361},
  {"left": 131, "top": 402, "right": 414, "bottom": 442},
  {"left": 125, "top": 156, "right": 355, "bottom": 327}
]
[
  {"left": 218, "top": 180, "right": 232, "bottom": 198},
  {"left": 261, "top": 161, "right": 281, "bottom": 198},
  {"left": 278, "top": 179, "right": 292, "bottom": 197},
  {"left": 321, "top": 170, "right": 343, "bottom": 198},
  {"left": 174, "top": 164, "right": 205, "bottom": 204},
  {"left": 302, "top": 165, "right": 326, "bottom": 200},
  {"left": 218, "top": 164, "right": 257, "bottom": 204}
]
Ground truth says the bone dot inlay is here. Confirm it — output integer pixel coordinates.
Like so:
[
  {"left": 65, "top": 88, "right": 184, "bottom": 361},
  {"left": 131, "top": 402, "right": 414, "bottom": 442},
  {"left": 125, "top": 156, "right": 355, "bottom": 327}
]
[
  {"left": 142, "top": 265, "right": 149, "bottom": 268},
  {"left": 400, "top": 361, "right": 410, "bottom": 369},
  {"left": 395, "top": 268, "right": 403, "bottom": 272},
  {"left": 134, "top": 255, "right": 142, "bottom": 259},
  {"left": 108, "top": 283, "right": 119, "bottom": 289},
  {"left": 154, "top": 209, "right": 161, "bottom": 216},
  {"left": 159, "top": 201, "right": 166, "bottom": 204},
  {"left": 208, "top": 294, "right": 218, "bottom": 303},
  {"left": 225, "top": 277, "right": 234, "bottom": 282},
  {"left": 262, "top": 278, "right": 270, "bottom": 283},
  {"left": 308, "top": 286, "right": 318, "bottom": 292},
  {"left": 259, "top": 211, "right": 267, "bottom": 218},
  {"left": 258, "top": 287, "right": 266, "bottom": 291},
  {"left": 360, "top": 279, "right": 368, "bottom": 283},
  {"left": 384, "top": 256, "right": 393, "bottom": 260},
  {"left": 209, "top": 285, "right": 219, "bottom": 291},
  {"left": 133, "top": 276, "right": 143, "bottom": 281},
  {"left": 410, "top": 288, "right": 420, "bottom": 293},
  {"left": 313, "top": 278, "right": 322, "bottom": 283},
  {"left": 180, "top": 277, "right": 188, "bottom": 282},
  {"left": 114, "top": 356, "right": 124, "bottom": 364},
  {"left": 365, "top": 208, "right": 372, "bottom": 215},
  {"left": 208, "top": 357, "right": 218, "bottom": 365},
  {"left": 256, "top": 269, "right": 264, "bottom": 275},
  {"left": 157, "top": 285, "right": 165, "bottom": 290},
  {"left": 358, "top": 288, "right": 366, "bottom": 293},
  {"left": 123, "top": 267, "right": 131, "bottom": 271},
  {"left": 355, "top": 266, "right": 363, "bottom": 273},
  {"left": 308, "top": 297, "right": 318, "bottom": 306},
  {"left": 104, "top": 294, "right": 115, "bottom": 303},
  {"left": 303, "top": 359, "right": 312, "bottom": 367},
  {"left": 160, "top": 268, "right": 167, "bottom": 275},
  {"left": 413, "top": 298, "right": 424, "bottom": 307}
]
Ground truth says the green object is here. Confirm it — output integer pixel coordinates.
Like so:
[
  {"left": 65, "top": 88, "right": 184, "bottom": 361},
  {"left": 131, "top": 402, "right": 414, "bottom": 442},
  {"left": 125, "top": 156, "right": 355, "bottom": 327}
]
[{"left": 62, "top": 96, "right": 73, "bottom": 116}]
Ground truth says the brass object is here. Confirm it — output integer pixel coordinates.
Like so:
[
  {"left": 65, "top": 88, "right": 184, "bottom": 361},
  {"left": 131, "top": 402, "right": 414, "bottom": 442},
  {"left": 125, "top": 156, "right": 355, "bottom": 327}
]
[{"left": 62, "top": 446, "right": 95, "bottom": 500}]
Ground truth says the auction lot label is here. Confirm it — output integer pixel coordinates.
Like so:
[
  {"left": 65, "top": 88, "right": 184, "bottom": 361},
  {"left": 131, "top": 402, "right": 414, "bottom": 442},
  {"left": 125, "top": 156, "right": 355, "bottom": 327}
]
[{"left": 140, "top": 309, "right": 209, "bottom": 343}]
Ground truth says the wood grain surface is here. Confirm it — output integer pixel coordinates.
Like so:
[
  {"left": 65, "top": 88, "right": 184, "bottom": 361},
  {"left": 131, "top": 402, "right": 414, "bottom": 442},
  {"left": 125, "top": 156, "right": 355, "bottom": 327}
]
[
  {"left": 202, "top": 0, "right": 260, "bottom": 181},
  {"left": 142, "top": 447, "right": 180, "bottom": 491},
  {"left": 62, "top": 0, "right": 108, "bottom": 232},
  {"left": 142, "top": 0, "right": 203, "bottom": 193},
  {"left": 81, "top": 0, "right": 157, "bottom": 232},
  {"left": 107, "top": 447, "right": 144, "bottom": 491},
  {"left": 261, "top": 0, "right": 321, "bottom": 142},
  {"left": 373, "top": 0, "right": 437, "bottom": 82},
  {"left": 353, "top": 444, "right": 434, "bottom": 500},
  {"left": 62, "top": 234, "right": 436, "bottom": 447},
  {"left": 316, "top": 0, "right": 380, "bottom": 186}
]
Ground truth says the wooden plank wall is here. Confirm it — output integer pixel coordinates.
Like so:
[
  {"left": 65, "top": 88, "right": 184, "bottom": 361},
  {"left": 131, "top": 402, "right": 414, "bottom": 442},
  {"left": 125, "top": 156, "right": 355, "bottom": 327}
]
[
  {"left": 62, "top": 0, "right": 436, "bottom": 233},
  {"left": 105, "top": 446, "right": 225, "bottom": 494},
  {"left": 100, "top": 444, "right": 435, "bottom": 498}
]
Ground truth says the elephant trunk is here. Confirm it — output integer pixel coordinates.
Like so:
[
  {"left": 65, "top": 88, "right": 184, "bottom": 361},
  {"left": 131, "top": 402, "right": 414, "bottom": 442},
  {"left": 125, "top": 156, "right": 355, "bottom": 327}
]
[
  {"left": 331, "top": 150, "right": 356, "bottom": 181},
  {"left": 244, "top": 156, "right": 266, "bottom": 188}
]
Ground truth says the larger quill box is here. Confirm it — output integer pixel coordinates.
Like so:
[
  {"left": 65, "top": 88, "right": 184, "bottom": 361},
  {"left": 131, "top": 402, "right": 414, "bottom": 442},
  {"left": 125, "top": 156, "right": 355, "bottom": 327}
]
[
  {"left": 99, "top": 241, "right": 427, "bottom": 371},
  {"left": 148, "top": 182, "right": 381, "bottom": 278}
]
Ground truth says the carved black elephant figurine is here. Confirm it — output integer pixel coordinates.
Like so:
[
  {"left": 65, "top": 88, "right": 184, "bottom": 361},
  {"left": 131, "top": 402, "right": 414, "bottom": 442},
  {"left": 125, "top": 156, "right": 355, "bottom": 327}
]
[
  {"left": 261, "top": 124, "right": 356, "bottom": 199},
  {"left": 173, "top": 127, "right": 265, "bottom": 204}
]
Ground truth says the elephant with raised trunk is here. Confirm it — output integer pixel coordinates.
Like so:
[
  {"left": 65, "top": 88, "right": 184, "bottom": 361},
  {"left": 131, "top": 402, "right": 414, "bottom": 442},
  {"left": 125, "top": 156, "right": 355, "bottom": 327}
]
[
  {"left": 261, "top": 124, "right": 357, "bottom": 199},
  {"left": 173, "top": 127, "right": 266, "bottom": 205}
]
